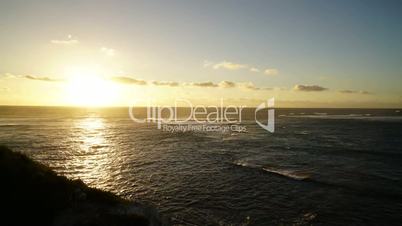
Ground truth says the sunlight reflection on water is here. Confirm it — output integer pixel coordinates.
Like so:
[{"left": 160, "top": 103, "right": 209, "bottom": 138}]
[
  {"left": 75, "top": 117, "right": 106, "bottom": 150},
  {"left": 69, "top": 116, "right": 114, "bottom": 188},
  {"left": 2, "top": 107, "right": 402, "bottom": 225}
]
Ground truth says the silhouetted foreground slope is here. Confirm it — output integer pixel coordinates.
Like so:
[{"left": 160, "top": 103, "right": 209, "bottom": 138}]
[{"left": 0, "top": 146, "right": 168, "bottom": 226}]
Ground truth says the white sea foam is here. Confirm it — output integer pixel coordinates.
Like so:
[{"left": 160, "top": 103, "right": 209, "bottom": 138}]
[{"left": 262, "top": 167, "right": 310, "bottom": 180}]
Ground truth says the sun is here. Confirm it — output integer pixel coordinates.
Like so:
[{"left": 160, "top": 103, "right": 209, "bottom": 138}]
[{"left": 65, "top": 68, "right": 120, "bottom": 106}]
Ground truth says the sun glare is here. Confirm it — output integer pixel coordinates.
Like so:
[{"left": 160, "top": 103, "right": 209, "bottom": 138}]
[{"left": 65, "top": 68, "right": 119, "bottom": 106}]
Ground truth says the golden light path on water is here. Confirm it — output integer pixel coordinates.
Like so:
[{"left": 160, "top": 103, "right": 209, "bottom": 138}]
[
  {"left": 68, "top": 116, "right": 116, "bottom": 190},
  {"left": 61, "top": 114, "right": 154, "bottom": 198}
]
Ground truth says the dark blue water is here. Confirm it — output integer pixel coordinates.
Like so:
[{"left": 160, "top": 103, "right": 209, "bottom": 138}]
[{"left": 0, "top": 107, "right": 402, "bottom": 225}]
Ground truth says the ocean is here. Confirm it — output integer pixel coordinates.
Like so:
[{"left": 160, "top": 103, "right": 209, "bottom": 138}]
[{"left": 1, "top": 106, "right": 402, "bottom": 225}]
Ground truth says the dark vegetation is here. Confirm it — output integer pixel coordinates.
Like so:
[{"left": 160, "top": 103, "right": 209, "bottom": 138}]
[{"left": 0, "top": 146, "right": 167, "bottom": 226}]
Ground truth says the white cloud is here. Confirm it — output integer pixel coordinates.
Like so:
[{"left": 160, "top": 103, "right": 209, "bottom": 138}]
[
  {"left": 250, "top": 67, "right": 260, "bottom": 72},
  {"left": 0, "top": 87, "right": 10, "bottom": 92},
  {"left": 100, "top": 47, "right": 116, "bottom": 56},
  {"left": 212, "top": 61, "right": 248, "bottom": 70},
  {"left": 339, "top": 90, "right": 372, "bottom": 95},
  {"left": 204, "top": 60, "right": 279, "bottom": 77},
  {"left": 264, "top": 68, "right": 279, "bottom": 76},
  {"left": 152, "top": 81, "right": 179, "bottom": 87},
  {"left": 51, "top": 35, "right": 79, "bottom": 45},
  {"left": 110, "top": 76, "right": 146, "bottom": 85},
  {"left": 219, "top": 80, "right": 236, "bottom": 88},
  {"left": 203, "top": 60, "right": 213, "bottom": 68},
  {"left": 0, "top": 73, "right": 17, "bottom": 79},
  {"left": 238, "top": 82, "right": 260, "bottom": 90}
]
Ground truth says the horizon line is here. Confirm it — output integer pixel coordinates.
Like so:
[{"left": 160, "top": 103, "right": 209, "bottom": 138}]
[{"left": 0, "top": 105, "right": 401, "bottom": 110}]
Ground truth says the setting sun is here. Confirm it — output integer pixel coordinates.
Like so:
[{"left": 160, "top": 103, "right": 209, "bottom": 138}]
[{"left": 65, "top": 70, "right": 119, "bottom": 106}]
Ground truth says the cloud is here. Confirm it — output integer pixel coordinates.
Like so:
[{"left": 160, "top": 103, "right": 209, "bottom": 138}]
[
  {"left": 189, "top": 81, "right": 219, "bottom": 87},
  {"left": 110, "top": 76, "right": 147, "bottom": 85},
  {"left": 212, "top": 61, "right": 248, "bottom": 70},
  {"left": 2, "top": 73, "right": 61, "bottom": 81},
  {"left": 273, "top": 87, "right": 288, "bottom": 91},
  {"left": 238, "top": 82, "right": 260, "bottom": 90},
  {"left": 51, "top": 35, "right": 79, "bottom": 45},
  {"left": 187, "top": 80, "right": 275, "bottom": 90},
  {"left": 339, "top": 90, "right": 372, "bottom": 95},
  {"left": 204, "top": 60, "right": 279, "bottom": 77},
  {"left": 116, "top": 76, "right": 279, "bottom": 91},
  {"left": 0, "top": 87, "right": 10, "bottom": 92},
  {"left": 339, "top": 90, "right": 358, "bottom": 94},
  {"left": 0, "top": 73, "right": 17, "bottom": 79},
  {"left": 51, "top": 40, "right": 79, "bottom": 45},
  {"left": 152, "top": 81, "right": 179, "bottom": 87},
  {"left": 293, "top": 84, "right": 328, "bottom": 92},
  {"left": 191, "top": 81, "right": 251, "bottom": 89},
  {"left": 23, "top": 75, "right": 62, "bottom": 82},
  {"left": 100, "top": 47, "right": 116, "bottom": 56},
  {"left": 264, "top": 68, "right": 279, "bottom": 76},
  {"left": 250, "top": 67, "right": 260, "bottom": 73},
  {"left": 6, "top": 71, "right": 280, "bottom": 92},
  {"left": 219, "top": 80, "right": 236, "bottom": 88},
  {"left": 203, "top": 60, "right": 213, "bottom": 68},
  {"left": 360, "top": 90, "right": 372, "bottom": 95}
]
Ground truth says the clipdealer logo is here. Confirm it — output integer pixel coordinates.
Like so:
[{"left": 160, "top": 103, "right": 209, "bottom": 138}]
[
  {"left": 128, "top": 98, "right": 274, "bottom": 133},
  {"left": 255, "top": 98, "right": 275, "bottom": 132}
]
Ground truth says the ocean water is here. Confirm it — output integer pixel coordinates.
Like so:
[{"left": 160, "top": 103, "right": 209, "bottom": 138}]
[{"left": 1, "top": 106, "right": 402, "bottom": 225}]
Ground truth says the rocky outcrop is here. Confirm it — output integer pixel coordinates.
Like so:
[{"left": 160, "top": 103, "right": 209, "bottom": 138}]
[{"left": 0, "top": 146, "right": 168, "bottom": 226}]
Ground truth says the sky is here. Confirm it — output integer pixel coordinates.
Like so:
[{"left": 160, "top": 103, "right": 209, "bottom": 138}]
[{"left": 0, "top": 0, "right": 401, "bottom": 107}]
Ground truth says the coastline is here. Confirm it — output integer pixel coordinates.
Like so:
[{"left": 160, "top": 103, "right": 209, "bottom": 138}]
[{"left": 0, "top": 145, "right": 168, "bottom": 226}]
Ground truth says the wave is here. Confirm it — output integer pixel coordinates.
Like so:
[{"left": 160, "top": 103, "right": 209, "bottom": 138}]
[
  {"left": 313, "top": 112, "right": 328, "bottom": 115},
  {"left": 233, "top": 160, "right": 253, "bottom": 168},
  {"left": 294, "top": 131, "right": 309, "bottom": 135},
  {"left": 262, "top": 167, "right": 310, "bottom": 181},
  {"left": 233, "top": 160, "right": 402, "bottom": 201},
  {"left": 233, "top": 161, "right": 311, "bottom": 181},
  {"left": 284, "top": 114, "right": 402, "bottom": 121},
  {"left": 0, "top": 124, "right": 27, "bottom": 127}
]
